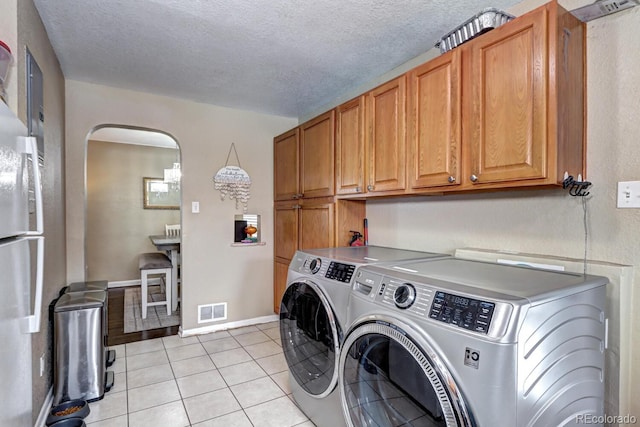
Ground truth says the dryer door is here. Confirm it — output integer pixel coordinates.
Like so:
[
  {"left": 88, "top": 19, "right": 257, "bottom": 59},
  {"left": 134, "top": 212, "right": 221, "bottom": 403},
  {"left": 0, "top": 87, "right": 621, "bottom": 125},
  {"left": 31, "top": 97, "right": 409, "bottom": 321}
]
[
  {"left": 339, "top": 320, "right": 474, "bottom": 427},
  {"left": 280, "top": 281, "right": 342, "bottom": 398}
]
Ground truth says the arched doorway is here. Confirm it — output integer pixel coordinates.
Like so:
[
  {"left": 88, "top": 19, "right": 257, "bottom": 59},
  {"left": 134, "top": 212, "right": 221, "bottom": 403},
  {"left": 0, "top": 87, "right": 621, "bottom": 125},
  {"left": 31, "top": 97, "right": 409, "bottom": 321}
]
[{"left": 86, "top": 125, "right": 181, "bottom": 343}]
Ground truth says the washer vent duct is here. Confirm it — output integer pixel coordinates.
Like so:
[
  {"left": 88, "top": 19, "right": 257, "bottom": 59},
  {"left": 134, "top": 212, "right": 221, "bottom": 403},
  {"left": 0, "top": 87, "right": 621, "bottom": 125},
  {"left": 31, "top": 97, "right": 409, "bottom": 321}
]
[
  {"left": 570, "top": 0, "right": 639, "bottom": 21},
  {"left": 198, "top": 302, "right": 227, "bottom": 323}
]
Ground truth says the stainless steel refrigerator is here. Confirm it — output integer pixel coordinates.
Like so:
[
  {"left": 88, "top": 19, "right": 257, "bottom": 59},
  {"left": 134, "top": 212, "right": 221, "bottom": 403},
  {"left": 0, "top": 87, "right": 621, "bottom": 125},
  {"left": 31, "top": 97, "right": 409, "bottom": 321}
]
[{"left": 0, "top": 101, "right": 44, "bottom": 426}]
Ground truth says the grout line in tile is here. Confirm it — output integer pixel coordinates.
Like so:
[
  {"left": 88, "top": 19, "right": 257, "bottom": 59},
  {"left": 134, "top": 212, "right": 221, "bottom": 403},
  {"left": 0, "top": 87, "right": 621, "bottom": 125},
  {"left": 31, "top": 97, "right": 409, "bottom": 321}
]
[
  {"left": 126, "top": 395, "right": 184, "bottom": 415},
  {"left": 232, "top": 391, "right": 288, "bottom": 411},
  {"left": 114, "top": 323, "right": 295, "bottom": 427}
]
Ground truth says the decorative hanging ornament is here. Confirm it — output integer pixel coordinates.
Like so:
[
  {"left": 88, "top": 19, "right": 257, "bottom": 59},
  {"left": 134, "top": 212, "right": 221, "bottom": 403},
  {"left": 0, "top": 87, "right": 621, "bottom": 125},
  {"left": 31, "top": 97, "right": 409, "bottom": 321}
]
[{"left": 213, "top": 143, "right": 251, "bottom": 212}]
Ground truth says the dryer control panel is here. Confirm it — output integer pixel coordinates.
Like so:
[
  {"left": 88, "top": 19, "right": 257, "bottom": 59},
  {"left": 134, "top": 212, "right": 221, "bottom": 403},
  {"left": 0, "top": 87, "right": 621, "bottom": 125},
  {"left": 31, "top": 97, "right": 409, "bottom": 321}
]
[
  {"left": 429, "top": 291, "right": 495, "bottom": 334},
  {"left": 325, "top": 262, "right": 356, "bottom": 283},
  {"left": 353, "top": 269, "right": 513, "bottom": 339}
]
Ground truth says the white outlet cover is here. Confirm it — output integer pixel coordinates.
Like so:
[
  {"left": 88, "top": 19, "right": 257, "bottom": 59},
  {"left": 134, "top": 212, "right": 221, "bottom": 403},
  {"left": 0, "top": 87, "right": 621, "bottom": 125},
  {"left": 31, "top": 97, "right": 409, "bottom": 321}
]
[{"left": 617, "top": 181, "right": 640, "bottom": 208}]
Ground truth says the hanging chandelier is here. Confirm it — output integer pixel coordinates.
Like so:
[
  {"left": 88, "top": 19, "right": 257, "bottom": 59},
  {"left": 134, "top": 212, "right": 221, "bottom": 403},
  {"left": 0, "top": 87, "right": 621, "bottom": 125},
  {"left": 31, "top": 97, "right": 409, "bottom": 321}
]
[
  {"left": 163, "top": 162, "right": 181, "bottom": 189},
  {"left": 213, "top": 143, "right": 251, "bottom": 212}
]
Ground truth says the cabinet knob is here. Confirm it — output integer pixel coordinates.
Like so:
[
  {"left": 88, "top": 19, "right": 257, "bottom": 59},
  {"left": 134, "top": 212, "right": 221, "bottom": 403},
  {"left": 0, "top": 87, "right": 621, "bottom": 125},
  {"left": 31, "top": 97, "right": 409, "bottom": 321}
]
[
  {"left": 298, "top": 193, "right": 304, "bottom": 198},
  {"left": 448, "top": 176, "right": 456, "bottom": 183},
  {"left": 470, "top": 174, "right": 478, "bottom": 183},
  {"left": 355, "top": 186, "right": 362, "bottom": 193},
  {"left": 367, "top": 185, "right": 374, "bottom": 191}
]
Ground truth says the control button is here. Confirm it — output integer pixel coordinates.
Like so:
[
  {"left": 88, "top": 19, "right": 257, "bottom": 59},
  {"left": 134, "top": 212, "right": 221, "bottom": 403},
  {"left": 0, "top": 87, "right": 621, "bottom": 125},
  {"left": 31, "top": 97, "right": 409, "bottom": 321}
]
[{"left": 378, "top": 283, "right": 386, "bottom": 296}]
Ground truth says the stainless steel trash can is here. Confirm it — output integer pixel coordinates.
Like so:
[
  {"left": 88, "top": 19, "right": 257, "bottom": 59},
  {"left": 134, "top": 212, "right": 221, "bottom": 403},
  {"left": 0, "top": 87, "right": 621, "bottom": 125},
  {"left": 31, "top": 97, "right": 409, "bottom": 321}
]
[
  {"left": 62, "top": 281, "right": 115, "bottom": 367},
  {"left": 53, "top": 291, "right": 114, "bottom": 404},
  {"left": 65, "top": 280, "right": 108, "bottom": 293}
]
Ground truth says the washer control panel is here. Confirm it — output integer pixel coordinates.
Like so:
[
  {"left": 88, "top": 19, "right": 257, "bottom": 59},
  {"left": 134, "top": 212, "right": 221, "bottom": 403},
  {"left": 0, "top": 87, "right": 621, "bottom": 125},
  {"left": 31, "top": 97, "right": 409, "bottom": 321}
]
[
  {"left": 325, "top": 262, "right": 355, "bottom": 283},
  {"left": 353, "top": 269, "right": 512, "bottom": 339},
  {"left": 429, "top": 291, "right": 495, "bottom": 334}
]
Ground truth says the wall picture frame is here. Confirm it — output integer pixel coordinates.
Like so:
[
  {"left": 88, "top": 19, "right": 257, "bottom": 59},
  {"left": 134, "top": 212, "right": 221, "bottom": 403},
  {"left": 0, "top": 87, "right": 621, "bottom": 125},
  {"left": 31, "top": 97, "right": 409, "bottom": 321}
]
[{"left": 143, "top": 177, "right": 180, "bottom": 209}]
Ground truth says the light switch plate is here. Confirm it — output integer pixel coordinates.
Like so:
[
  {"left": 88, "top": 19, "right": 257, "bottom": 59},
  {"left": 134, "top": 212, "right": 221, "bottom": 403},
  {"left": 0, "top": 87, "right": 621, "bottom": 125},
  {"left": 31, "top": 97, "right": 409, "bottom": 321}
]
[
  {"left": 617, "top": 181, "right": 640, "bottom": 208},
  {"left": 192, "top": 201, "right": 200, "bottom": 213}
]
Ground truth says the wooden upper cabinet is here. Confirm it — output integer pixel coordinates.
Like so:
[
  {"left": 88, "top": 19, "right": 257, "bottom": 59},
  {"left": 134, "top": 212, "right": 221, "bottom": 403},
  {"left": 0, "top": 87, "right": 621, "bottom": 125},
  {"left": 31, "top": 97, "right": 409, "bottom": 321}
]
[
  {"left": 276, "top": 0, "right": 584, "bottom": 202},
  {"left": 274, "top": 128, "right": 299, "bottom": 201},
  {"left": 336, "top": 96, "right": 366, "bottom": 195},
  {"left": 366, "top": 76, "right": 407, "bottom": 193},
  {"left": 300, "top": 111, "right": 335, "bottom": 198},
  {"left": 408, "top": 50, "right": 461, "bottom": 189},
  {"left": 465, "top": 8, "right": 547, "bottom": 185},
  {"left": 463, "top": 1, "right": 584, "bottom": 188}
]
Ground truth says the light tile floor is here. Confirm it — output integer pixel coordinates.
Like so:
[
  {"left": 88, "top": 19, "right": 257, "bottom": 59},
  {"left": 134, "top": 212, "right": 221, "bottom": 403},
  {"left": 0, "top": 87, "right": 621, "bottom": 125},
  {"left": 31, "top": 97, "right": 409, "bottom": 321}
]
[{"left": 86, "top": 322, "right": 316, "bottom": 427}]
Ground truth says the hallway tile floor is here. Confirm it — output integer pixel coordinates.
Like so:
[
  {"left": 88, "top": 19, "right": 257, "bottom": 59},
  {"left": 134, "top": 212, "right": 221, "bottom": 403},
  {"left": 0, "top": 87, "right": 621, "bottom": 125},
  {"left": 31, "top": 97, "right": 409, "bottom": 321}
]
[{"left": 85, "top": 322, "right": 315, "bottom": 427}]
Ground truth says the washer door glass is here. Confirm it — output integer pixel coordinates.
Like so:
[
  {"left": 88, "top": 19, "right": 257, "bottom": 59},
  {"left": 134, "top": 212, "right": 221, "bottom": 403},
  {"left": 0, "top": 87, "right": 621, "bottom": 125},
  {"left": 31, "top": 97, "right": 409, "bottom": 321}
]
[
  {"left": 280, "top": 281, "right": 341, "bottom": 397},
  {"left": 340, "top": 322, "right": 469, "bottom": 427}
]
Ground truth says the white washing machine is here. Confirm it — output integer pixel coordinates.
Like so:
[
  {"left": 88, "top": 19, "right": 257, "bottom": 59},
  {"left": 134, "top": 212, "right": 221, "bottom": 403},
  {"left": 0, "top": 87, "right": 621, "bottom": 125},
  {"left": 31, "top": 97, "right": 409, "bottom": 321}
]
[
  {"left": 341, "top": 258, "right": 607, "bottom": 427},
  {"left": 279, "top": 246, "right": 449, "bottom": 427}
]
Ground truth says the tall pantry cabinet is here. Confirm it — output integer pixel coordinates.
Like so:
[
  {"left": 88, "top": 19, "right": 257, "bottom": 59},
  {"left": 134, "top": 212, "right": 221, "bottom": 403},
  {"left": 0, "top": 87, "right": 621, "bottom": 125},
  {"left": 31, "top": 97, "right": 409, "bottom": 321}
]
[{"left": 273, "top": 113, "right": 365, "bottom": 313}]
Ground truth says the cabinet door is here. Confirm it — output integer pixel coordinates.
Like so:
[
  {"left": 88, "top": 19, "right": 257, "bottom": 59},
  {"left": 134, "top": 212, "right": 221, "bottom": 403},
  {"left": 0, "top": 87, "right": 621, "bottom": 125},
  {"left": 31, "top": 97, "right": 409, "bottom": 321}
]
[
  {"left": 366, "top": 76, "right": 406, "bottom": 193},
  {"left": 273, "top": 258, "right": 289, "bottom": 314},
  {"left": 274, "top": 128, "right": 300, "bottom": 200},
  {"left": 274, "top": 202, "right": 299, "bottom": 260},
  {"left": 336, "top": 96, "right": 366, "bottom": 195},
  {"left": 465, "top": 7, "right": 547, "bottom": 185},
  {"left": 299, "top": 199, "right": 334, "bottom": 250},
  {"left": 408, "top": 50, "right": 461, "bottom": 189},
  {"left": 300, "top": 111, "right": 335, "bottom": 198}
]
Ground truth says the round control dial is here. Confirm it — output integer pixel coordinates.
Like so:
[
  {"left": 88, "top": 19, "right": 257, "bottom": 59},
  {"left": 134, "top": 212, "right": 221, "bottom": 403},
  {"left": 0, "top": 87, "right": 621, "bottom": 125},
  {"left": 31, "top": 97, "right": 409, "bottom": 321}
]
[
  {"left": 394, "top": 283, "right": 416, "bottom": 309},
  {"left": 309, "top": 258, "right": 322, "bottom": 274}
]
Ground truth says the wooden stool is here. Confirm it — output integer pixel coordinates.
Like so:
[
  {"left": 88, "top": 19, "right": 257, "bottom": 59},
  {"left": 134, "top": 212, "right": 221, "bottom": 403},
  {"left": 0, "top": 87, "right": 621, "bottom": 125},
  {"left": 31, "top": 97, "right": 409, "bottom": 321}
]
[{"left": 138, "top": 253, "right": 172, "bottom": 319}]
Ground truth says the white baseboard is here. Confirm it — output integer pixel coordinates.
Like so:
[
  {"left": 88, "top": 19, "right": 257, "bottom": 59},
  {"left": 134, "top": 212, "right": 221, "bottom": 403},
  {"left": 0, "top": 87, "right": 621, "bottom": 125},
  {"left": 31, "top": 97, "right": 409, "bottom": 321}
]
[
  {"left": 180, "top": 314, "right": 279, "bottom": 337},
  {"left": 35, "top": 387, "right": 53, "bottom": 427}
]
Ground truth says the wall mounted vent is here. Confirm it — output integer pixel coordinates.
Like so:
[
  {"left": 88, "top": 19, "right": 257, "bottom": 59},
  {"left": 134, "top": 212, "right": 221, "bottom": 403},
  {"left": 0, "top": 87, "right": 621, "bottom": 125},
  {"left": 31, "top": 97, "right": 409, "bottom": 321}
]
[
  {"left": 198, "top": 302, "right": 227, "bottom": 323},
  {"left": 570, "top": 0, "right": 638, "bottom": 21}
]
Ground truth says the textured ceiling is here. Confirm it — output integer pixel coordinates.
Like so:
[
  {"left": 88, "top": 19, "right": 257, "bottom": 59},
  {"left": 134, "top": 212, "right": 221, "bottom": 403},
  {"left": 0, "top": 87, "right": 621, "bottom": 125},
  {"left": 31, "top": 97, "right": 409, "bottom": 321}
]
[{"left": 33, "top": 0, "right": 523, "bottom": 119}]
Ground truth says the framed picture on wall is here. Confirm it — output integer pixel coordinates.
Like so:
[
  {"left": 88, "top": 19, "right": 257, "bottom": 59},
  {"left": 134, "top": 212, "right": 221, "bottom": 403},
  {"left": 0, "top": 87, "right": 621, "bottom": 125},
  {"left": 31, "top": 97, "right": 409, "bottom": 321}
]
[{"left": 143, "top": 177, "right": 180, "bottom": 209}]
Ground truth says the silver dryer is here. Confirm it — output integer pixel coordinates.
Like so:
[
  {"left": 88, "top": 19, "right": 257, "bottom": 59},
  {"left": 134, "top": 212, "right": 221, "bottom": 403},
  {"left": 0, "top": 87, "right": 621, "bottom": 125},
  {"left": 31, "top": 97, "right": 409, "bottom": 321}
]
[{"left": 340, "top": 258, "right": 607, "bottom": 426}]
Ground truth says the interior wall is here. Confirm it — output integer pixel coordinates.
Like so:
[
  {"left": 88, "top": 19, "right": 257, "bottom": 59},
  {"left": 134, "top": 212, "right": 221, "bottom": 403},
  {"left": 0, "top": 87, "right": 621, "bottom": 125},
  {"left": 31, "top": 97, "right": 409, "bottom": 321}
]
[
  {"left": 86, "top": 140, "right": 180, "bottom": 282},
  {"left": 362, "top": 2, "right": 640, "bottom": 418},
  {"left": 66, "top": 80, "right": 297, "bottom": 331},
  {"left": 15, "top": 0, "right": 66, "bottom": 422}
]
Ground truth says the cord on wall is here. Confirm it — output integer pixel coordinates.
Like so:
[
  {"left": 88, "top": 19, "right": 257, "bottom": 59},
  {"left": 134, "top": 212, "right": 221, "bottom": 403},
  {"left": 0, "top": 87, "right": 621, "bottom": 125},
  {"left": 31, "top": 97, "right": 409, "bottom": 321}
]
[
  {"left": 581, "top": 196, "right": 589, "bottom": 277},
  {"left": 562, "top": 173, "right": 592, "bottom": 276}
]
